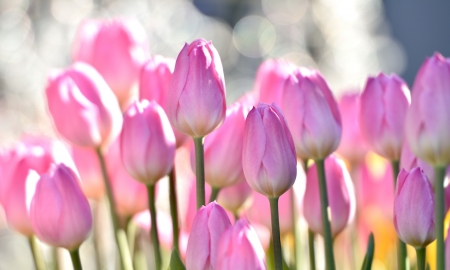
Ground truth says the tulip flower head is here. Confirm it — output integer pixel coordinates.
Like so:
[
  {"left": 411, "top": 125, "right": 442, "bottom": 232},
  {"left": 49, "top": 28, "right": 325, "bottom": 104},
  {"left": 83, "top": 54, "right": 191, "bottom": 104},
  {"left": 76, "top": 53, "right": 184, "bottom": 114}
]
[
  {"left": 400, "top": 140, "right": 435, "bottom": 187},
  {"left": 71, "top": 146, "right": 104, "bottom": 200},
  {"left": 30, "top": 164, "right": 92, "bottom": 250},
  {"left": 359, "top": 73, "right": 411, "bottom": 161},
  {"left": 167, "top": 38, "right": 226, "bottom": 138},
  {"left": 394, "top": 167, "right": 435, "bottom": 248},
  {"left": 242, "top": 102, "right": 297, "bottom": 198}
]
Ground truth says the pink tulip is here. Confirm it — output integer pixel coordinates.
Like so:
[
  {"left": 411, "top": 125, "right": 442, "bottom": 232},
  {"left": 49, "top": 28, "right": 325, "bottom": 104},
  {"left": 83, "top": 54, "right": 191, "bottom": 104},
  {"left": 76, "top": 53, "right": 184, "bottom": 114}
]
[
  {"left": 255, "top": 59, "right": 296, "bottom": 105},
  {"left": 120, "top": 100, "right": 176, "bottom": 185},
  {"left": 359, "top": 73, "right": 411, "bottom": 161},
  {"left": 186, "top": 202, "right": 232, "bottom": 270},
  {"left": 46, "top": 62, "right": 123, "bottom": 149},
  {"left": 217, "top": 179, "right": 253, "bottom": 214},
  {"left": 336, "top": 92, "right": 368, "bottom": 163},
  {"left": 242, "top": 103, "right": 297, "bottom": 198},
  {"left": 282, "top": 67, "right": 342, "bottom": 160},
  {"left": 1, "top": 137, "right": 76, "bottom": 236},
  {"left": 400, "top": 140, "right": 435, "bottom": 187},
  {"left": 71, "top": 146, "right": 104, "bottom": 200},
  {"left": 190, "top": 102, "right": 249, "bottom": 188},
  {"left": 106, "top": 138, "right": 148, "bottom": 217},
  {"left": 167, "top": 38, "right": 226, "bottom": 138},
  {"left": 405, "top": 53, "right": 450, "bottom": 166},
  {"left": 72, "top": 19, "right": 149, "bottom": 105},
  {"left": 303, "top": 155, "right": 355, "bottom": 237},
  {"left": 394, "top": 167, "right": 435, "bottom": 247},
  {"left": 30, "top": 164, "right": 92, "bottom": 250},
  {"left": 216, "top": 219, "right": 266, "bottom": 270}
]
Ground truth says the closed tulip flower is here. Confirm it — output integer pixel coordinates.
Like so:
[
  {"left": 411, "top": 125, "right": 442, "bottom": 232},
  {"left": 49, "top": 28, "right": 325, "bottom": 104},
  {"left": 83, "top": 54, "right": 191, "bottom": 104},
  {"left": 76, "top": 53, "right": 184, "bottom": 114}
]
[
  {"left": 120, "top": 100, "right": 176, "bottom": 185},
  {"left": 242, "top": 103, "right": 297, "bottom": 198},
  {"left": 394, "top": 167, "right": 435, "bottom": 247},
  {"left": 255, "top": 59, "right": 296, "bottom": 105},
  {"left": 216, "top": 219, "right": 266, "bottom": 270},
  {"left": 400, "top": 140, "right": 435, "bottom": 187},
  {"left": 217, "top": 179, "right": 253, "bottom": 215},
  {"left": 167, "top": 38, "right": 226, "bottom": 138},
  {"left": 186, "top": 202, "right": 231, "bottom": 270},
  {"left": 303, "top": 155, "right": 355, "bottom": 237},
  {"left": 406, "top": 53, "right": 450, "bottom": 166},
  {"left": 282, "top": 68, "right": 342, "bottom": 160},
  {"left": 72, "top": 19, "right": 149, "bottom": 105},
  {"left": 71, "top": 146, "right": 104, "bottom": 200},
  {"left": 359, "top": 73, "right": 411, "bottom": 161},
  {"left": 190, "top": 102, "right": 249, "bottom": 188},
  {"left": 46, "top": 62, "right": 123, "bottom": 149},
  {"left": 30, "top": 164, "right": 92, "bottom": 250}
]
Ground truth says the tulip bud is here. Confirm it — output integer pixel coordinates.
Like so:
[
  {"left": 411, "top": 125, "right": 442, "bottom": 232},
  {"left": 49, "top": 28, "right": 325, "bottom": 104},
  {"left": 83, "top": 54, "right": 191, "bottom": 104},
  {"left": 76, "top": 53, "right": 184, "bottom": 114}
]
[
  {"left": 303, "top": 155, "right": 355, "bottom": 237},
  {"left": 30, "top": 164, "right": 92, "bottom": 250},
  {"left": 359, "top": 73, "right": 411, "bottom": 161},
  {"left": 406, "top": 53, "right": 450, "bottom": 166},
  {"left": 167, "top": 39, "right": 226, "bottom": 138},
  {"left": 71, "top": 146, "right": 104, "bottom": 200},
  {"left": 46, "top": 62, "right": 123, "bottom": 149},
  {"left": 72, "top": 19, "right": 149, "bottom": 105},
  {"left": 242, "top": 103, "right": 297, "bottom": 198},
  {"left": 394, "top": 167, "right": 435, "bottom": 247},
  {"left": 186, "top": 202, "right": 232, "bottom": 270},
  {"left": 216, "top": 219, "right": 266, "bottom": 270},
  {"left": 400, "top": 140, "right": 435, "bottom": 187},
  {"left": 190, "top": 102, "right": 249, "bottom": 188},
  {"left": 282, "top": 68, "right": 342, "bottom": 160},
  {"left": 120, "top": 100, "right": 176, "bottom": 185},
  {"left": 217, "top": 179, "right": 253, "bottom": 214},
  {"left": 336, "top": 92, "right": 368, "bottom": 162},
  {"left": 255, "top": 59, "right": 296, "bottom": 105}
]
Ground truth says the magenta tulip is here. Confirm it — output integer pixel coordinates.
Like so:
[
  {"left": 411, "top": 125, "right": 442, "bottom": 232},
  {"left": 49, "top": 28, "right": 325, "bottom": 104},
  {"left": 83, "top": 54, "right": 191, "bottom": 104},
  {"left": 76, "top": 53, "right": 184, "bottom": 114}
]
[
  {"left": 255, "top": 59, "right": 296, "bottom": 105},
  {"left": 30, "top": 164, "right": 92, "bottom": 250},
  {"left": 359, "top": 73, "right": 411, "bottom": 161},
  {"left": 216, "top": 219, "right": 266, "bottom": 270},
  {"left": 190, "top": 102, "right": 249, "bottom": 188},
  {"left": 282, "top": 67, "right": 342, "bottom": 160},
  {"left": 405, "top": 53, "right": 450, "bottom": 166},
  {"left": 242, "top": 102, "right": 297, "bottom": 198},
  {"left": 336, "top": 92, "right": 368, "bottom": 162},
  {"left": 394, "top": 167, "right": 435, "bottom": 247},
  {"left": 120, "top": 100, "right": 176, "bottom": 185},
  {"left": 167, "top": 38, "right": 226, "bottom": 138},
  {"left": 46, "top": 62, "right": 123, "bottom": 149},
  {"left": 303, "top": 155, "right": 355, "bottom": 237},
  {"left": 71, "top": 146, "right": 104, "bottom": 200},
  {"left": 72, "top": 19, "right": 149, "bottom": 105},
  {"left": 186, "top": 202, "right": 232, "bottom": 270}
]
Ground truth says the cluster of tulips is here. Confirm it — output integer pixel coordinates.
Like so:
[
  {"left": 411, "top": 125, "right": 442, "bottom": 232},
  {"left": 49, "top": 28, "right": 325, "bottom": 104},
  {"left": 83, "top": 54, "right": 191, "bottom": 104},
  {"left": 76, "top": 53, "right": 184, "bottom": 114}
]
[{"left": 2, "top": 17, "right": 450, "bottom": 270}]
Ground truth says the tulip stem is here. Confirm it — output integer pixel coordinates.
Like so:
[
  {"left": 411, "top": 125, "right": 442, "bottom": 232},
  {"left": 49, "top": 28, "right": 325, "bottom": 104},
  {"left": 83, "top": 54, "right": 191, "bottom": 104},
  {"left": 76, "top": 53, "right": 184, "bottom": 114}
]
[
  {"left": 315, "top": 159, "right": 336, "bottom": 270},
  {"left": 269, "top": 197, "right": 283, "bottom": 270},
  {"left": 194, "top": 137, "right": 206, "bottom": 210},
  {"left": 209, "top": 187, "right": 221, "bottom": 203},
  {"left": 291, "top": 187, "right": 298, "bottom": 270},
  {"left": 95, "top": 148, "right": 133, "bottom": 270},
  {"left": 147, "top": 184, "right": 162, "bottom": 270},
  {"left": 435, "top": 166, "right": 446, "bottom": 270},
  {"left": 70, "top": 249, "right": 82, "bottom": 270},
  {"left": 28, "top": 235, "right": 46, "bottom": 270},
  {"left": 415, "top": 247, "right": 426, "bottom": 270},
  {"left": 392, "top": 160, "right": 407, "bottom": 270},
  {"left": 308, "top": 229, "right": 316, "bottom": 270},
  {"left": 169, "top": 167, "right": 180, "bottom": 252}
]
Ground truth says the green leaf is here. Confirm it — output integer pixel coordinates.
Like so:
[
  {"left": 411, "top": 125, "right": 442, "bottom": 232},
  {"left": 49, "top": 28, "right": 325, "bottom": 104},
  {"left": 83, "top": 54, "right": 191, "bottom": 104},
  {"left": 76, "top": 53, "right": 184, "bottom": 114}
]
[
  {"left": 361, "top": 233, "right": 375, "bottom": 270},
  {"left": 168, "top": 249, "right": 185, "bottom": 270}
]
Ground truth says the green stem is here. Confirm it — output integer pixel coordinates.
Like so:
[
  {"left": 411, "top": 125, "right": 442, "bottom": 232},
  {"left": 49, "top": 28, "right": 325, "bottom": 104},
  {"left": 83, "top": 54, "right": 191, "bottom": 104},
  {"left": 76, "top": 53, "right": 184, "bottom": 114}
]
[
  {"left": 69, "top": 249, "right": 82, "bottom": 270},
  {"left": 415, "top": 247, "right": 426, "bottom": 270},
  {"left": 194, "top": 137, "right": 206, "bottom": 210},
  {"left": 169, "top": 167, "right": 180, "bottom": 252},
  {"left": 209, "top": 187, "right": 221, "bottom": 203},
  {"left": 126, "top": 217, "right": 136, "bottom": 261},
  {"left": 435, "top": 166, "right": 446, "bottom": 270},
  {"left": 93, "top": 202, "right": 103, "bottom": 270},
  {"left": 291, "top": 187, "right": 298, "bottom": 270},
  {"left": 303, "top": 159, "right": 309, "bottom": 172},
  {"left": 315, "top": 159, "right": 336, "bottom": 270},
  {"left": 308, "top": 229, "right": 316, "bottom": 270},
  {"left": 28, "top": 235, "right": 46, "bottom": 270},
  {"left": 95, "top": 148, "right": 133, "bottom": 270},
  {"left": 269, "top": 197, "right": 282, "bottom": 270},
  {"left": 392, "top": 160, "right": 407, "bottom": 270},
  {"left": 147, "top": 185, "right": 162, "bottom": 270}
]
